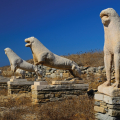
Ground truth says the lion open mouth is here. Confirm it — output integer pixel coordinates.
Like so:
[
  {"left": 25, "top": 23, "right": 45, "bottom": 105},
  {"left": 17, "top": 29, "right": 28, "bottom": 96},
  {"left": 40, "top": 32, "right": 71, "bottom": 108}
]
[
  {"left": 100, "top": 13, "right": 109, "bottom": 20},
  {"left": 100, "top": 11, "right": 110, "bottom": 26},
  {"left": 25, "top": 39, "right": 31, "bottom": 47}
]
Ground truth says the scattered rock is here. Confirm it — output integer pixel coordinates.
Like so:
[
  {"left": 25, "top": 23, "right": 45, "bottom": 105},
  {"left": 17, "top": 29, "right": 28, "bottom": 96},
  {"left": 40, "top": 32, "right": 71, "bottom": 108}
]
[
  {"left": 98, "top": 80, "right": 102, "bottom": 82},
  {"left": 87, "top": 89, "right": 98, "bottom": 98}
]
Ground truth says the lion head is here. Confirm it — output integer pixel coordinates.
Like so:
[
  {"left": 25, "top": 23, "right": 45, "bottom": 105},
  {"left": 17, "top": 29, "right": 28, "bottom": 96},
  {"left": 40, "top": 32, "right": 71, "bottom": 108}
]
[
  {"left": 25, "top": 37, "right": 35, "bottom": 47},
  {"left": 4, "top": 48, "right": 13, "bottom": 55},
  {"left": 100, "top": 8, "right": 119, "bottom": 26}
]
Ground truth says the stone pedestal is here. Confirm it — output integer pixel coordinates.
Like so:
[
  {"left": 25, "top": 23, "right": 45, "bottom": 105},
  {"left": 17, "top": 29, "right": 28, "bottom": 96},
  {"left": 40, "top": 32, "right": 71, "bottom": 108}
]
[
  {"left": 52, "top": 80, "right": 84, "bottom": 85},
  {"left": 31, "top": 81, "right": 48, "bottom": 90},
  {"left": 36, "top": 78, "right": 46, "bottom": 81},
  {"left": 98, "top": 83, "right": 120, "bottom": 97},
  {"left": 7, "top": 77, "right": 34, "bottom": 95},
  {"left": 31, "top": 81, "right": 89, "bottom": 104},
  {"left": 0, "top": 77, "right": 10, "bottom": 89},
  {"left": 94, "top": 92, "right": 120, "bottom": 120}
]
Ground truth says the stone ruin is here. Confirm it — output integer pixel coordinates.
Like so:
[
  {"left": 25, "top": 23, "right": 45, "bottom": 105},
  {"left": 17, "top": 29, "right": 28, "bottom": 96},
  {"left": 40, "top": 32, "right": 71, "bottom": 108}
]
[
  {"left": 1, "top": 7, "right": 120, "bottom": 120},
  {"left": 25, "top": 37, "right": 81, "bottom": 79},
  {"left": 4, "top": 48, "right": 42, "bottom": 79},
  {"left": 0, "top": 37, "right": 90, "bottom": 105},
  {"left": 94, "top": 8, "right": 120, "bottom": 120}
]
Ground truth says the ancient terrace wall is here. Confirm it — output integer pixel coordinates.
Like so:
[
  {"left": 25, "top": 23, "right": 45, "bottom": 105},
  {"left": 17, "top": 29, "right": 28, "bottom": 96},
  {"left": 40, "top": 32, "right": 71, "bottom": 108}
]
[
  {"left": 2, "top": 65, "right": 115, "bottom": 78},
  {"left": 0, "top": 75, "right": 89, "bottom": 105},
  {"left": 6, "top": 78, "right": 89, "bottom": 104},
  {"left": 94, "top": 92, "right": 120, "bottom": 120},
  {"left": 0, "top": 76, "right": 9, "bottom": 89},
  {"left": 40, "top": 66, "right": 107, "bottom": 78},
  {"left": 7, "top": 77, "right": 34, "bottom": 95},
  {"left": 24, "top": 65, "right": 108, "bottom": 78},
  {"left": 31, "top": 81, "right": 88, "bottom": 104},
  {"left": 0, "top": 65, "right": 115, "bottom": 91}
]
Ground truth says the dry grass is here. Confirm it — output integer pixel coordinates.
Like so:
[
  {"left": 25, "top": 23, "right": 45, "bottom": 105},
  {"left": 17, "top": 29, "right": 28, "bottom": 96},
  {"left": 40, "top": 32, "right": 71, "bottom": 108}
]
[
  {"left": 0, "top": 66, "right": 10, "bottom": 72},
  {"left": 26, "top": 59, "right": 34, "bottom": 64},
  {"left": 0, "top": 89, "right": 7, "bottom": 96},
  {"left": 25, "top": 50, "right": 104, "bottom": 67},
  {"left": 0, "top": 50, "right": 106, "bottom": 90},
  {"left": 0, "top": 50, "right": 105, "bottom": 120},
  {"left": 23, "top": 50, "right": 105, "bottom": 88},
  {"left": 64, "top": 50, "right": 104, "bottom": 67},
  {"left": 1, "top": 50, "right": 104, "bottom": 78},
  {"left": 0, "top": 91, "right": 94, "bottom": 120},
  {"left": 38, "top": 96, "right": 94, "bottom": 120},
  {"left": 84, "top": 73, "right": 107, "bottom": 89},
  {"left": 1, "top": 72, "right": 20, "bottom": 78}
]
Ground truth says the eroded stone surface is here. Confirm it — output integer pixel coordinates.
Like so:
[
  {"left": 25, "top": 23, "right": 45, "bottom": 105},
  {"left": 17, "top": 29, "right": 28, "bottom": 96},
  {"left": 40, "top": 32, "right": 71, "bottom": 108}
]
[
  {"left": 94, "top": 92, "right": 120, "bottom": 120},
  {"left": 107, "top": 104, "right": 120, "bottom": 109},
  {"left": 32, "top": 86, "right": 88, "bottom": 104},
  {"left": 95, "top": 93, "right": 120, "bottom": 104},
  {"left": 34, "top": 81, "right": 48, "bottom": 85},
  {"left": 52, "top": 81, "right": 74, "bottom": 85},
  {"left": 16, "top": 69, "right": 25, "bottom": 79},
  {"left": 108, "top": 109, "right": 120, "bottom": 117},
  {"left": 32, "top": 83, "right": 88, "bottom": 91},
  {"left": 94, "top": 93, "right": 104, "bottom": 101},
  {"left": 25, "top": 37, "right": 81, "bottom": 78},
  {"left": 95, "top": 113, "right": 120, "bottom": 120},
  {"left": 98, "top": 8, "right": 120, "bottom": 95},
  {"left": 4, "top": 48, "right": 42, "bottom": 78},
  {"left": 7, "top": 79, "right": 34, "bottom": 94},
  {"left": 98, "top": 85, "right": 120, "bottom": 97},
  {"left": 94, "top": 106, "right": 106, "bottom": 113}
]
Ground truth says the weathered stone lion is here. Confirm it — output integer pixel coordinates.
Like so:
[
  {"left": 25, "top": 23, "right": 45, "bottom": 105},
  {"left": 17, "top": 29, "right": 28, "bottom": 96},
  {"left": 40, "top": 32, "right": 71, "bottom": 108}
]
[
  {"left": 25, "top": 37, "right": 81, "bottom": 78},
  {"left": 98, "top": 8, "right": 120, "bottom": 95},
  {"left": 16, "top": 68, "right": 26, "bottom": 78},
  {"left": 4, "top": 48, "right": 42, "bottom": 77}
]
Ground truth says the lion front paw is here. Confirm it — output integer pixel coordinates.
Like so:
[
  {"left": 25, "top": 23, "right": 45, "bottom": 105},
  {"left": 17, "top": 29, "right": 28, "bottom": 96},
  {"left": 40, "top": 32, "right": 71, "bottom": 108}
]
[
  {"left": 112, "top": 82, "right": 120, "bottom": 88},
  {"left": 102, "top": 81, "right": 111, "bottom": 86}
]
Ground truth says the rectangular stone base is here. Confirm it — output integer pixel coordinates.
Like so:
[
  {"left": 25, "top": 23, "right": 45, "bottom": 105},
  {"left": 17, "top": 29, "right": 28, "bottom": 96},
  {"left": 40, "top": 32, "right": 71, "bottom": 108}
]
[
  {"left": 95, "top": 92, "right": 120, "bottom": 104},
  {"left": 7, "top": 79, "right": 34, "bottom": 94},
  {"left": 32, "top": 82, "right": 89, "bottom": 104},
  {"left": 94, "top": 92, "right": 120, "bottom": 119},
  {"left": 52, "top": 81, "right": 74, "bottom": 85},
  {"left": 34, "top": 81, "right": 48, "bottom": 85},
  {"left": 52, "top": 80, "right": 84, "bottom": 85},
  {"left": 10, "top": 78, "right": 27, "bottom": 82},
  {"left": 98, "top": 84, "right": 120, "bottom": 97},
  {"left": 95, "top": 113, "right": 120, "bottom": 120},
  {"left": 32, "top": 83, "right": 88, "bottom": 91},
  {"left": 0, "top": 77, "right": 10, "bottom": 89}
]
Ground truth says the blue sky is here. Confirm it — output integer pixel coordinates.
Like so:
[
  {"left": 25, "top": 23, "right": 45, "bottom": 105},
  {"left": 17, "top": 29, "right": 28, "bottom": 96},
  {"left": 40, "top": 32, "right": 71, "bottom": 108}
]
[{"left": 0, "top": 0, "right": 120, "bottom": 67}]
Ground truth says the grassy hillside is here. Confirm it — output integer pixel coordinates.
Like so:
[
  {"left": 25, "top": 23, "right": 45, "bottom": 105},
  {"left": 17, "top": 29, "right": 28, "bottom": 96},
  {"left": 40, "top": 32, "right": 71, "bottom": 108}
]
[
  {"left": 27, "top": 50, "right": 104, "bottom": 67},
  {"left": 0, "top": 50, "right": 105, "bottom": 120},
  {"left": 0, "top": 50, "right": 104, "bottom": 71}
]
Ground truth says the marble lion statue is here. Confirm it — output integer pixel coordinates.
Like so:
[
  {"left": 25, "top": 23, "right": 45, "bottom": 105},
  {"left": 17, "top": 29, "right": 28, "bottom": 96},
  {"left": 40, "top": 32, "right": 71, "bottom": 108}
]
[
  {"left": 4, "top": 48, "right": 42, "bottom": 78},
  {"left": 25, "top": 37, "right": 81, "bottom": 78},
  {"left": 16, "top": 68, "right": 26, "bottom": 78},
  {"left": 99, "top": 8, "right": 120, "bottom": 88}
]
